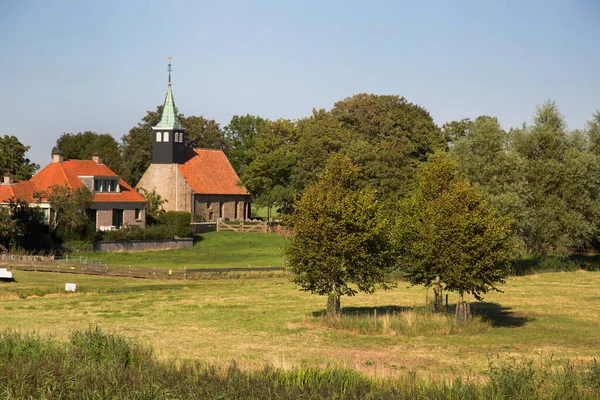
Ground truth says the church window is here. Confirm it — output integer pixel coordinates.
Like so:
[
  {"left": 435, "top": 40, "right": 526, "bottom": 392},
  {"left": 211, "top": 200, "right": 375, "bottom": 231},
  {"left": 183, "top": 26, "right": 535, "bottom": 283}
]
[
  {"left": 156, "top": 131, "right": 162, "bottom": 142},
  {"left": 163, "top": 131, "right": 169, "bottom": 142}
]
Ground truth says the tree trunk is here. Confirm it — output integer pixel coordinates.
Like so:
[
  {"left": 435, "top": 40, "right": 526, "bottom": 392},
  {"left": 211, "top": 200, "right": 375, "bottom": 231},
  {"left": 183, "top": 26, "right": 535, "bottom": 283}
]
[
  {"left": 433, "top": 276, "right": 443, "bottom": 312},
  {"left": 455, "top": 292, "right": 471, "bottom": 321},
  {"left": 326, "top": 282, "right": 340, "bottom": 316}
]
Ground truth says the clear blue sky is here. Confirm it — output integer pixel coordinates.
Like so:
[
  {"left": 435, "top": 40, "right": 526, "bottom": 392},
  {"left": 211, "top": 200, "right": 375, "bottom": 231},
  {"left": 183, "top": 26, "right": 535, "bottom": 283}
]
[{"left": 1, "top": 0, "right": 599, "bottom": 168}]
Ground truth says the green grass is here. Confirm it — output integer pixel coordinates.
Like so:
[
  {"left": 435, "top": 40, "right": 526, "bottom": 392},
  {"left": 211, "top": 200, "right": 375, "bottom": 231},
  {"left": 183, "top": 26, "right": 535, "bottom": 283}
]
[
  {"left": 71, "top": 231, "right": 288, "bottom": 269},
  {"left": 1, "top": 270, "right": 600, "bottom": 381},
  {"left": 251, "top": 205, "right": 281, "bottom": 220},
  {"left": 2, "top": 327, "right": 600, "bottom": 399}
]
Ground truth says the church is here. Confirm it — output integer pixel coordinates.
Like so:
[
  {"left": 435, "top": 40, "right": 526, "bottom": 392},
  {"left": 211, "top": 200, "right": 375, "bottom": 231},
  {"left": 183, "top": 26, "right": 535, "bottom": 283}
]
[{"left": 136, "top": 62, "right": 251, "bottom": 221}]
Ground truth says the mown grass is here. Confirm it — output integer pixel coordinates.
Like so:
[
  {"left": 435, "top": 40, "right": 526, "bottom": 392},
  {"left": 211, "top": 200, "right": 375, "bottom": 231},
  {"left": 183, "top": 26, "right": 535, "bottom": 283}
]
[
  {"left": 2, "top": 270, "right": 600, "bottom": 381},
  {"left": 70, "top": 231, "right": 288, "bottom": 269},
  {"left": 1, "top": 327, "right": 599, "bottom": 399}
]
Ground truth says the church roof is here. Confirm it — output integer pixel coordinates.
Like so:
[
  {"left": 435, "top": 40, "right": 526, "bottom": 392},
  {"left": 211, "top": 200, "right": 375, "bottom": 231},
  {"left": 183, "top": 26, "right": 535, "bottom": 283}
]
[
  {"left": 178, "top": 148, "right": 249, "bottom": 195},
  {"left": 29, "top": 160, "right": 145, "bottom": 203},
  {"left": 154, "top": 84, "right": 182, "bottom": 129}
]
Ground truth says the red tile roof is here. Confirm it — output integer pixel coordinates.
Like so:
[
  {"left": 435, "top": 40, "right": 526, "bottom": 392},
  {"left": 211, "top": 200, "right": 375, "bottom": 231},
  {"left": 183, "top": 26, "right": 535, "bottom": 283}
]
[
  {"left": 0, "top": 181, "right": 37, "bottom": 203},
  {"left": 29, "top": 160, "right": 145, "bottom": 203},
  {"left": 178, "top": 148, "right": 249, "bottom": 195}
]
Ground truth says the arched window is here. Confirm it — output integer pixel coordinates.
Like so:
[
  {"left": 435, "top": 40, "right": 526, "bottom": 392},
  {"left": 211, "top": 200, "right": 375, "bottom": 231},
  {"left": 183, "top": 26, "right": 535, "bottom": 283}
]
[
  {"left": 163, "top": 131, "right": 169, "bottom": 142},
  {"left": 156, "top": 131, "right": 162, "bottom": 142},
  {"left": 175, "top": 132, "right": 180, "bottom": 142}
]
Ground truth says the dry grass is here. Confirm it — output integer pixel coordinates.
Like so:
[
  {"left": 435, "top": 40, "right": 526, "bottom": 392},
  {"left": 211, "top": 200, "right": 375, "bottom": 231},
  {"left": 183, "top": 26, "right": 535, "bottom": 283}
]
[{"left": 1, "top": 270, "right": 600, "bottom": 380}]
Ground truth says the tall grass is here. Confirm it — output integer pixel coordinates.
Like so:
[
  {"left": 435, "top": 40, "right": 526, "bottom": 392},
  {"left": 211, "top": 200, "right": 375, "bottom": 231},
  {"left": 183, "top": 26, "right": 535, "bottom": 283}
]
[
  {"left": 1, "top": 328, "right": 599, "bottom": 399},
  {"left": 321, "top": 307, "right": 491, "bottom": 335}
]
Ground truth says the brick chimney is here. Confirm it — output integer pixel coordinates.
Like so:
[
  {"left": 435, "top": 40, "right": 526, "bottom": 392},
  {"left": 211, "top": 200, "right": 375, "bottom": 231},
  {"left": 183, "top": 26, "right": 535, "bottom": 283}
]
[
  {"left": 2, "top": 172, "right": 13, "bottom": 185},
  {"left": 92, "top": 152, "right": 103, "bottom": 165},
  {"left": 52, "top": 149, "right": 64, "bottom": 164}
]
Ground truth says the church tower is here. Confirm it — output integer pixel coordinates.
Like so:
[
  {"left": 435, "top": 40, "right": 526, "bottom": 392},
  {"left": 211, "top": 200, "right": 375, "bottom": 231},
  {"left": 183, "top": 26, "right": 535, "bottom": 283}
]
[{"left": 152, "top": 58, "right": 186, "bottom": 164}]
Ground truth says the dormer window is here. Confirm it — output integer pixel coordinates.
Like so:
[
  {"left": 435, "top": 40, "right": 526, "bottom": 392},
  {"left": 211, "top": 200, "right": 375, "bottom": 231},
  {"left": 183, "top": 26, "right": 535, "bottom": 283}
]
[
  {"left": 94, "top": 178, "right": 119, "bottom": 193},
  {"left": 156, "top": 131, "right": 162, "bottom": 142}
]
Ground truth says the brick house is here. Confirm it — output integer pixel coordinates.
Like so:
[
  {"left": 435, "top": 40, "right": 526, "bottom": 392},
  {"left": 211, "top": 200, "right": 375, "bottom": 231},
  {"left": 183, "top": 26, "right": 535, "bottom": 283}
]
[
  {"left": 136, "top": 65, "right": 251, "bottom": 221},
  {"left": 0, "top": 152, "right": 146, "bottom": 230}
]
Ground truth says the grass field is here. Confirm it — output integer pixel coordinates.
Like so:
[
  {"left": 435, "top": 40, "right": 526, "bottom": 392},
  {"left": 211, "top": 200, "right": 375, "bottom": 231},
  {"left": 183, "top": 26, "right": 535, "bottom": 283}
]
[
  {"left": 1, "top": 269, "right": 599, "bottom": 381},
  {"left": 71, "top": 231, "right": 288, "bottom": 269}
]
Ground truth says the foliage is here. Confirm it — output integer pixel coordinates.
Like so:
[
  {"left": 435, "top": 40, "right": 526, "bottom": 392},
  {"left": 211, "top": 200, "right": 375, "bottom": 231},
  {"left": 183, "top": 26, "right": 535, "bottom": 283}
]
[
  {"left": 394, "top": 152, "right": 516, "bottom": 307},
  {"left": 100, "top": 211, "right": 191, "bottom": 241},
  {"left": 138, "top": 187, "right": 167, "bottom": 224},
  {"left": 223, "top": 114, "right": 267, "bottom": 175},
  {"left": 55, "top": 131, "right": 123, "bottom": 175},
  {"left": 0, "top": 134, "right": 39, "bottom": 180},
  {"left": 284, "top": 155, "right": 395, "bottom": 315},
  {"left": 0, "top": 207, "right": 17, "bottom": 248},
  {"left": 182, "top": 115, "right": 227, "bottom": 150},
  {"left": 1, "top": 328, "right": 600, "bottom": 399},
  {"left": 46, "top": 184, "right": 94, "bottom": 234},
  {"left": 157, "top": 211, "right": 192, "bottom": 236},
  {"left": 6, "top": 199, "right": 51, "bottom": 250}
]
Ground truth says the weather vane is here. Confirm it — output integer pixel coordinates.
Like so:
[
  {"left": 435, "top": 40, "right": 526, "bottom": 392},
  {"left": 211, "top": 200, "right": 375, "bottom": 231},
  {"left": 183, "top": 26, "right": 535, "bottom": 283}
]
[{"left": 168, "top": 56, "right": 173, "bottom": 85}]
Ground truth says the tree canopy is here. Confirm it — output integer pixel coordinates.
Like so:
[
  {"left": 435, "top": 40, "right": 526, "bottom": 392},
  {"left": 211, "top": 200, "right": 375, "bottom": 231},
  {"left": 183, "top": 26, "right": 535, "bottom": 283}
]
[
  {"left": 283, "top": 154, "right": 395, "bottom": 316},
  {"left": 394, "top": 152, "right": 516, "bottom": 319},
  {"left": 55, "top": 131, "right": 123, "bottom": 175},
  {"left": 0, "top": 135, "right": 39, "bottom": 180}
]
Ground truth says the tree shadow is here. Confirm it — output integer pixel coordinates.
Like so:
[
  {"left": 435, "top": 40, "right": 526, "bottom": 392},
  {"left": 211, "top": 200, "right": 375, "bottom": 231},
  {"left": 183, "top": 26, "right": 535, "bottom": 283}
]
[
  {"left": 471, "top": 302, "right": 531, "bottom": 327},
  {"left": 193, "top": 235, "right": 204, "bottom": 244},
  {"left": 312, "top": 302, "right": 531, "bottom": 328}
]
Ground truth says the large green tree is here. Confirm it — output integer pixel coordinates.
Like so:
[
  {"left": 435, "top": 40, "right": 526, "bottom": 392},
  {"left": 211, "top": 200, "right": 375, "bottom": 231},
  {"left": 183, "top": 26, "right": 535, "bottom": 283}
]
[
  {"left": 0, "top": 135, "right": 39, "bottom": 180},
  {"left": 182, "top": 115, "right": 227, "bottom": 150},
  {"left": 55, "top": 131, "right": 123, "bottom": 175},
  {"left": 394, "top": 152, "right": 515, "bottom": 320},
  {"left": 284, "top": 155, "right": 394, "bottom": 316},
  {"left": 332, "top": 94, "right": 445, "bottom": 207},
  {"left": 46, "top": 185, "right": 94, "bottom": 234}
]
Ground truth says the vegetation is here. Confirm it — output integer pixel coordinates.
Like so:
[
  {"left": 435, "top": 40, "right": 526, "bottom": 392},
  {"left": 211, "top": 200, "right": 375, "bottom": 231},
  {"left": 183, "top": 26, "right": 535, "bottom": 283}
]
[
  {"left": 55, "top": 131, "right": 123, "bottom": 175},
  {"left": 1, "top": 271, "right": 600, "bottom": 385},
  {"left": 284, "top": 155, "right": 394, "bottom": 315},
  {"left": 0, "top": 199, "right": 51, "bottom": 250},
  {"left": 1, "top": 327, "right": 599, "bottom": 399},
  {"left": 394, "top": 153, "right": 516, "bottom": 319},
  {"left": 0, "top": 134, "right": 39, "bottom": 180}
]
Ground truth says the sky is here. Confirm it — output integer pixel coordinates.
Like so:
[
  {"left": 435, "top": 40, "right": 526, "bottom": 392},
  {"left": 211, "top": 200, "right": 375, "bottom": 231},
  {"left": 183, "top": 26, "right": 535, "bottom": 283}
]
[{"left": 1, "top": 0, "right": 599, "bottom": 169}]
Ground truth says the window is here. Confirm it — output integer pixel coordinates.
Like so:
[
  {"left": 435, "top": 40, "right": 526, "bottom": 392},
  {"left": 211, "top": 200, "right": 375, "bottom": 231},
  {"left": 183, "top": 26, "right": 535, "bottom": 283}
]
[
  {"left": 156, "top": 131, "right": 162, "bottom": 142},
  {"left": 112, "top": 209, "right": 123, "bottom": 228},
  {"left": 234, "top": 200, "right": 239, "bottom": 220},
  {"left": 219, "top": 201, "right": 223, "bottom": 218},
  {"left": 163, "top": 131, "right": 169, "bottom": 142},
  {"left": 94, "top": 179, "right": 118, "bottom": 192},
  {"left": 178, "top": 132, "right": 183, "bottom": 142},
  {"left": 94, "top": 179, "right": 101, "bottom": 191},
  {"left": 110, "top": 180, "right": 118, "bottom": 192},
  {"left": 135, "top": 208, "right": 141, "bottom": 220}
]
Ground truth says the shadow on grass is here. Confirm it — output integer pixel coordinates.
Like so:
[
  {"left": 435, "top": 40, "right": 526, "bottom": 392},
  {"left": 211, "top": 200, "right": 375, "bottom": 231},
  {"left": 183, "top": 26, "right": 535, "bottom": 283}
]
[
  {"left": 193, "top": 235, "right": 205, "bottom": 245},
  {"left": 313, "top": 303, "right": 531, "bottom": 328},
  {"left": 471, "top": 302, "right": 531, "bottom": 327}
]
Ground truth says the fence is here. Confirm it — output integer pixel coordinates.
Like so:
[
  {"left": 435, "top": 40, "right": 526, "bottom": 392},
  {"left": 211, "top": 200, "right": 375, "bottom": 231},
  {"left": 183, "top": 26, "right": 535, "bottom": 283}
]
[
  {"left": 190, "top": 222, "right": 217, "bottom": 234},
  {"left": 217, "top": 220, "right": 268, "bottom": 233},
  {"left": 2, "top": 261, "right": 285, "bottom": 280}
]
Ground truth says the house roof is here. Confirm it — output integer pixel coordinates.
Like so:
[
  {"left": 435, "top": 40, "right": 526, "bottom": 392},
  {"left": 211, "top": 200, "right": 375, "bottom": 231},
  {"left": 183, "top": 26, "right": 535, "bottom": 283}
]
[
  {"left": 29, "top": 160, "right": 145, "bottom": 203},
  {"left": 154, "top": 85, "right": 182, "bottom": 129},
  {"left": 178, "top": 148, "right": 249, "bottom": 195},
  {"left": 0, "top": 181, "right": 37, "bottom": 203}
]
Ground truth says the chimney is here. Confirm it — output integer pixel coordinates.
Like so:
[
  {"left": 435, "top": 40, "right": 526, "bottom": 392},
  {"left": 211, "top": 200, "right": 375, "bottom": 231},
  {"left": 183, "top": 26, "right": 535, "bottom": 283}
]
[
  {"left": 92, "top": 152, "right": 103, "bottom": 165},
  {"left": 3, "top": 172, "right": 13, "bottom": 185},
  {"left": 52, "top": 149, "right": 64, "bottom": 164}
]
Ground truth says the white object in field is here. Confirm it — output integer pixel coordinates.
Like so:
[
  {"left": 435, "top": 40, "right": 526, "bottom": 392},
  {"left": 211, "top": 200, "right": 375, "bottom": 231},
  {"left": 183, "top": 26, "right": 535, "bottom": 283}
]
[
  {"left": 65, "top": 283, "right": 77, "bottom": 292},
  {"left": 0, "top": 268, "right": 12, "bottom": 279}
]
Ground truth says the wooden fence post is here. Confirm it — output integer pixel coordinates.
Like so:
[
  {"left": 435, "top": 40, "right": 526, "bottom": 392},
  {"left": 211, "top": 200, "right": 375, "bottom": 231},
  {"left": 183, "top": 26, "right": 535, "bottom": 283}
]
[{"left": 184, "top": 266, "right": 187, "bottom": 280}]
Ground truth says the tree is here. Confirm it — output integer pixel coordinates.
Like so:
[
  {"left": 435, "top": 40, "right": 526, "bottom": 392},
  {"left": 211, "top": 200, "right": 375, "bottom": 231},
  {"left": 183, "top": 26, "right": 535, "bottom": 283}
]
[
  {"left": 394, "top": 152, "right": 515, "bottom": 320},
  {"left": 0, "top": 207, "right": 17, "bottom": 249},
  {"left": 121, "top": 106, "right": 164, "bottom": 186},
  {"left": 223, "top": 114, "right": 267, "bottom": 175},
  {"left": 332, "top": 94, "right": 445, "bottom": 208},
  {"left": 441, "top": 118, "right": 472, "bottom": 146},
  {"left": 55, "top": 131, "right": 123, "bottom": 175},
  {"left": 283, "top": 155, "right": 394, "bottom": 316},
  {"left": 139, "top": 187, "right": 167, "bottom": 224},
  {"left": 46, "top": 185, "right": 94, "bottom": 234},
  {"left": 241, "top": 119, "right": 297, "bottom": 217},
  {"left": 0, "top": 135, "right": 39, "bottom": 180},
  {"left": 182, "top": 116, "right": 227, "bottom": 150},
  {"left": 6, "top": 199, "right": 51, "bottom": 250}
]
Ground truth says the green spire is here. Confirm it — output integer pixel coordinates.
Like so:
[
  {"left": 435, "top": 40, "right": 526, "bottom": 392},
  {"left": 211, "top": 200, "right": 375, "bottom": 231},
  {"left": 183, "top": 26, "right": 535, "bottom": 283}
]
[
  {"left": 156, "top": 84, "right": 182, "bottom": 129},
  {"left": 155, "top": 57, "right": 182, "bottom": 129}
]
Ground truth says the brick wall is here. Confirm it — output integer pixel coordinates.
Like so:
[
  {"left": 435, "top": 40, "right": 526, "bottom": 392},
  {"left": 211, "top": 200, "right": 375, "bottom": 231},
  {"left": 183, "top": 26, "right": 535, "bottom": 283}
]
[
  {"left": 194, "top": 194, "right": 250, "bottom": 221},
  {"left": 93, "top": 202, "right": 145, "bottom": 229},
  {"left": 137, "top": 164, "right": 193, "bottom": 213}
]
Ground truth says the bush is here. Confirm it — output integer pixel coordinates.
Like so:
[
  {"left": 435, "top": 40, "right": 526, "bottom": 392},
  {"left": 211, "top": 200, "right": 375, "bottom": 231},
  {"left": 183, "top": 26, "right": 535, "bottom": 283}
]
[{"left": 99, "top": 211, "right": 192, "bottom": 241}]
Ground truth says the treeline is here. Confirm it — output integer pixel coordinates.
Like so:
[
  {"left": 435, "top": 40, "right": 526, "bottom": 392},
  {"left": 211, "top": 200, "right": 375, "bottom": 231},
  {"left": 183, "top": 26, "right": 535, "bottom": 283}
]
[{"left": 4, "top": 94, "right": 600, "bottom": 256}]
